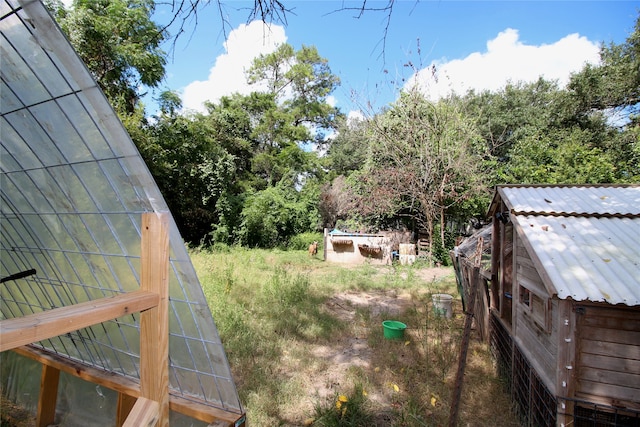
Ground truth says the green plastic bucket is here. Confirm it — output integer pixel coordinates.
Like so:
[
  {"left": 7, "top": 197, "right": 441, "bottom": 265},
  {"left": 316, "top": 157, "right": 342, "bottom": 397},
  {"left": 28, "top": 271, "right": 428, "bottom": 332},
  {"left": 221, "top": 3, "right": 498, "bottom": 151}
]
[{"left": 382, "top": 320, "right": 407, "bottom": 340}]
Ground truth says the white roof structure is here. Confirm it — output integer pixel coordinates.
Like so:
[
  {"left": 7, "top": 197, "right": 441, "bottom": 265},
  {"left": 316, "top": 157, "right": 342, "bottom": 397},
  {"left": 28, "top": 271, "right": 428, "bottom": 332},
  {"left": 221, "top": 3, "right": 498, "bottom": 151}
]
[
  {"left": 493, "top": 185, "right": 640, "bottom": 306},
  {"left": 1, "top": 0, "right": 242, "bottom": 421}
]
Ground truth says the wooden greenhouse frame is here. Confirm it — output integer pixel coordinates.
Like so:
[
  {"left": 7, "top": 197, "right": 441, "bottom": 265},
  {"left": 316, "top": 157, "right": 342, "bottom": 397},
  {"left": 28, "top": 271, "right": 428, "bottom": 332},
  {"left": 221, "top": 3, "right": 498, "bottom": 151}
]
[
  {"left": 1, "top": 2, "right": 245, "bottom": 425},
  {"left": 0, "top": 213, "right": 245, "bottom": 427}
]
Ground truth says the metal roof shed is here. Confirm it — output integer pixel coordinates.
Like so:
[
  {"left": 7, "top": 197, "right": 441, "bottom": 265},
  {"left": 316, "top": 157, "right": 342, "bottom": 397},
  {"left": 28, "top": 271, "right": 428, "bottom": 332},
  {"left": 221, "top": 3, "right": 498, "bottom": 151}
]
[
  {"left": 0, "top": 0, "right": 244, "bottom": 425},
  {"left": 486, "top": 184, "right": 640, "bottom": 426}
]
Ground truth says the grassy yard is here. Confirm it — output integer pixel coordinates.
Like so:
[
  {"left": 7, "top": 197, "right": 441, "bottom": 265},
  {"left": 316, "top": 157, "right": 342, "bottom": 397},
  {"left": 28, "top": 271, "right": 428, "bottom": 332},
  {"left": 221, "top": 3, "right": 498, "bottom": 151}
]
[{"left": 191, "top": 247, "right": 520, "bottom": 427}]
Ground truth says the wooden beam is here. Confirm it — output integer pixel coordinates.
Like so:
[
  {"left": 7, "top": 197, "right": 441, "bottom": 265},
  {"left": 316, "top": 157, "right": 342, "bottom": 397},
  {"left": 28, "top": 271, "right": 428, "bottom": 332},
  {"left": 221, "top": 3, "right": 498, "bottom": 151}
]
[
  {"left": 0, "top": 290, "right": 159, "bottom": 352},
  {"left": 36, "top": 365, "right": 59, "bottom": 427},
  {"left": 139, "top": 212, "right": 170, "bottom": 427},
  {"left": 170, "top": 394, "right": 246, "bottom": 426},
  {"left": 122, "top": 397, "right": 159, "bottom": 427},
  {"left": 13, "top": 346, "right": 142, "bottom": 396},
  {"left": 14, "top": 346, "right": 246, "bottom": 426},
  {"left": 117, "top": 393, "right": 138, "bottom": 427}
]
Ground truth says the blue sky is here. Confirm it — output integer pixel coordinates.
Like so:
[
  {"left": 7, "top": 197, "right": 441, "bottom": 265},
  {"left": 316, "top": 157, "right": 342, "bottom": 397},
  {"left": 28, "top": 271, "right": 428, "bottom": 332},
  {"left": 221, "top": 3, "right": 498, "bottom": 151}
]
[{"left": 148, "top": 1, "right": 638, "bottom": 117}]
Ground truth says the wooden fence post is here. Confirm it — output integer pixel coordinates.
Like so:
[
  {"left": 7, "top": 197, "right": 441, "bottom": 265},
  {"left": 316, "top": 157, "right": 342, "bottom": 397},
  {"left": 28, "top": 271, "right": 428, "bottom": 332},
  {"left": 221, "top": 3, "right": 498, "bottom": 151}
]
[{"left": 139, "top": 212, "right": 170, "bottom": 427}]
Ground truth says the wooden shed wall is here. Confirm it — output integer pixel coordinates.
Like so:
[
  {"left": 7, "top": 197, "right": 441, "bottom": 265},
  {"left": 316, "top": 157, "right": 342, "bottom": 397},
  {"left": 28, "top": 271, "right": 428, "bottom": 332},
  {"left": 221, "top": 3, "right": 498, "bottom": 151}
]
[
  {"left": 575, "top": 304, "right": 640, "bottom": 410},
  {"left": 513, "top": 234, "right": 558, "bottom": 396}
]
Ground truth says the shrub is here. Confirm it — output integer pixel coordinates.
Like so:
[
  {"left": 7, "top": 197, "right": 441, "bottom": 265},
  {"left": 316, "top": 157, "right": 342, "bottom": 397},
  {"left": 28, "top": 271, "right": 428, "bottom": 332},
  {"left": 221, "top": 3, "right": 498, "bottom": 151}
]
[{"left": 289, "top": 232, "right": 324, "bottom": 251}]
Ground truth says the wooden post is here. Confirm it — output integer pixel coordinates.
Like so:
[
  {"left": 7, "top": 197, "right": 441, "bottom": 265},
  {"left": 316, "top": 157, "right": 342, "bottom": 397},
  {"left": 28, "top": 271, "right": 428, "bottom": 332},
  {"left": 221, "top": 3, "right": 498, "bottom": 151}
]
[
  {"left": 140, "top": 212, "right": 170, "bottom": 427},
  {"left": 556, "top": 300, "right": 576, "bottom": 427},
  {"left": 36, "top": 365, "right": 60, "bottom": 427},
  {"left": 448, "top": 259, "right": 479, "bottom": 427},
  {"left": 491, "top": 216, "right": 500, "bottom": 311}
]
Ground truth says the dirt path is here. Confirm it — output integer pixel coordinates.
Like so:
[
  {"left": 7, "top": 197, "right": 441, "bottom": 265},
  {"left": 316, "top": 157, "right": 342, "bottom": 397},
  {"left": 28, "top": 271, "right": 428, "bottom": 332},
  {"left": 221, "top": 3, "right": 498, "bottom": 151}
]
[{"left": 309, "top": 267, "right": 453, "bottom": 403}]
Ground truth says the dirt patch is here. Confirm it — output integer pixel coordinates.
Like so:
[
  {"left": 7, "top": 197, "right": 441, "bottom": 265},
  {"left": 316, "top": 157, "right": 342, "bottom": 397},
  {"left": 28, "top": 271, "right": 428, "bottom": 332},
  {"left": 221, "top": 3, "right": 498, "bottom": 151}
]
[
  {"left": 321, "top": 266, "right": 453, "bottom": 323},
  {"left": 324, "top": 290, "right": 412, "bottom": 320},
  {"left": 310, "top": 290, "right": 407, "bottom": 404},
  {"left": 414, "top": 266, "right": 454, "bottom": 284},
  {"left": 308, "top": 266, "right": 453, "bottom": 404}
]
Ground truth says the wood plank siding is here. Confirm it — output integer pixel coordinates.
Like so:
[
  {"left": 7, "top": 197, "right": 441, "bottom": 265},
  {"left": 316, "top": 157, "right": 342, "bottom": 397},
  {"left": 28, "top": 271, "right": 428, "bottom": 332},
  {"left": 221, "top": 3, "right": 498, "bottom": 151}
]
[
  {"left": 513, "top": 235, "right": 558, "bottom": 395},
  {"left": 576, "top": 305, "right": 640, "bottom": 410}
]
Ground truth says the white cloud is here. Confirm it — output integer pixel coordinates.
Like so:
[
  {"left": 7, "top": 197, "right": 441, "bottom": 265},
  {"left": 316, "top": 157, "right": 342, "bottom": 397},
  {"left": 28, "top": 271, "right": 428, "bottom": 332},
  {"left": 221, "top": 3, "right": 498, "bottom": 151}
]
[
  {"left": 347, "top": 110, "right": 365, "bottom": 123},
  {"left": 407, "top": 28, "right": 601, "bottom": 101},
  {"left": 181, "top": 21, "right": 287, "bottom": 112}
]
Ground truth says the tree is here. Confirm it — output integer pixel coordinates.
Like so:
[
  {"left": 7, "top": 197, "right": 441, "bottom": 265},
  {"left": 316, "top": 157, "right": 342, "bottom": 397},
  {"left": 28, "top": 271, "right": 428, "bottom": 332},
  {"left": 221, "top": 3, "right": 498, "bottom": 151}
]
[
  {"left": 457, "top": 79, "right": 569, "bottom": 166},
  {"left": 567, "top": 13, "right": 640, "bottom": 181},
  {"left": 56, "top": 0, "right": 167, "bottom": 113},
  {"left": 326, "top": 115, "right": 371, "bottom": 177},
  {"left": 144, "top": 110, "right": 238, "bottom": 245},
  {"left": 355, "top": 88, "right": 488, "bottom": 263},
  {"left": 247, "top": 43, "right": 341, "bottom": 143},
  {"left": 157, "top": 90, "right": 183, "bottom": 116},
  {"left": 457, "top": 77, "right": 626, "bottom": 185},
  {"left": 242, "top": 44, "right": 340, "bottom": 188},
  {"left": 503, "top": 128, "right": 617, "bottom": 184},
  {"left": 238, "top": 179, "right": 320, "bottom": 248},
  {"left": 568, "top": 14, "right": 640, "bottom": 116},
  {"left": 139, "top": 43, "right": 340, "bottom": 246}
]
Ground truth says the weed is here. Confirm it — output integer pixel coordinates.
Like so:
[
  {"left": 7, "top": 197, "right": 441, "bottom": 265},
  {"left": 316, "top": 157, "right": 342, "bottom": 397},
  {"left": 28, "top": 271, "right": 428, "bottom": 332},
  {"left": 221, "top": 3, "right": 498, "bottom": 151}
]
[{"left": 312, "top": 384, "right": 374, "bottom": 427}]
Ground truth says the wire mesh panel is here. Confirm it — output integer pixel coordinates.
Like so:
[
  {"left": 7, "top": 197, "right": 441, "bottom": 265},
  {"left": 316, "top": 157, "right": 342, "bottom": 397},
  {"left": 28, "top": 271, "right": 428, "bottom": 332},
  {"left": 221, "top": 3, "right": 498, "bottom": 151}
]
[
  {"left": 1, "top": 0, "right": 242, "bottom": 417},
  {"left": 572, "top": 401, "right": 640, "bottom": 427},
  {"left": 530, "top": 368, "right": 556, "bottom": 427},
  {"left": 490, "top": 312, "right": 557, "bottom": 427},
  {"left": 512, "top": 345, "right": 532, "bottom": 424},
  {"left": 490, "top": 311, "right": 512, "bottom": 387}
]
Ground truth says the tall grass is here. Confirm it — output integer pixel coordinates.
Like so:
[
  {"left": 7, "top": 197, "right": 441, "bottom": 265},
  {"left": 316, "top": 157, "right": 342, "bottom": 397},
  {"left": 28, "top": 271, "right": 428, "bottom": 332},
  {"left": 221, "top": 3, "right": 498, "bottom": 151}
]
[{"left": 191, "top": 247, "right": 518, "bottom": 426}]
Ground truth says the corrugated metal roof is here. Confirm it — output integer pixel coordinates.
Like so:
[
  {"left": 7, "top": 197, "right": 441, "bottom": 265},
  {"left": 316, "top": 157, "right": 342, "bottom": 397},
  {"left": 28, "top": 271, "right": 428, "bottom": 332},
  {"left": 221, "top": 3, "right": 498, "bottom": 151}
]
[
  {"left": 499, "top": 185, "right": 640, "bottom": 216},
  {"left": 514, "top": 215, "right": 640, "bottom": 306},
  {"left": 494, "top": 185, "right": 640, "bottom": 306}
]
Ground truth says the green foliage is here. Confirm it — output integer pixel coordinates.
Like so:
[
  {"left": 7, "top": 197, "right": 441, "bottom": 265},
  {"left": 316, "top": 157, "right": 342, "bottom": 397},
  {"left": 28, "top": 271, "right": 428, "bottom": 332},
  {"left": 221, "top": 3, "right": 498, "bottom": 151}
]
[
  {"left": 247, "top": 44, "right": 341, "bottom": 130},
  {"left": 565, "top": 14, "right": 640, "bottom": 182},
  {"left": 568, "top": 14, "right": 640, "bottom": 116},
  {"left": 57, "top": 0, "right": 166, "bottom": 113},
  {"left": 289, "top": 232, "right": 324, "bottom": 251},
  {"left": 430, "top": 224, "right": 456, "bottom": 266},
  {"left": 143, "top": 112, "right": 240, "bottom": 244},
  {"left": 350, "top": 89, "right": 489, "bottom": 262},
  {"left": 326, "top": 116, "right": 371, "bottom": 177},
  {"left": 504, "top": 129, "right": 617, "bottom": 184},
  {"left": 239, "top": 180, "right": 321, "bottom": 248},
  {"left": 244, "top": 44, "right": 341, "bottom": 188},
  {"left": 156, "top": 90, "right": 182, "bottom": 116}
]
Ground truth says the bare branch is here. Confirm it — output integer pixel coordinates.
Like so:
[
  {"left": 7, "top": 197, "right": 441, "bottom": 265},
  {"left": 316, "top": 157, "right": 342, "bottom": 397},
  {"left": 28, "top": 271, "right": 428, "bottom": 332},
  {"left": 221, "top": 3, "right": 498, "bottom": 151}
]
[
  {"left": 159, "top": 0, "right": 412, "bottom": 66},
  {"left": 327, "top": 0, "right": 395, "bottom": 63}
]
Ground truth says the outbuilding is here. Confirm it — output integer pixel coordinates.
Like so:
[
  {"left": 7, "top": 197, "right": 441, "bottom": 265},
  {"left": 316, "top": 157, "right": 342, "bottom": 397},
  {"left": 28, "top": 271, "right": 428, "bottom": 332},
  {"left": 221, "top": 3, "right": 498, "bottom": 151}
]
[{"left": 485, "top": 184, "right": 640, "bottom": 426}]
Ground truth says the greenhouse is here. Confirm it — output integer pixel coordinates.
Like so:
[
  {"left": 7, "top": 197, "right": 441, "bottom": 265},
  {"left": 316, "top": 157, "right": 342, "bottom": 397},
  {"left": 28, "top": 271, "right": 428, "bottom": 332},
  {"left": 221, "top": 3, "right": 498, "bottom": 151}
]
[{"left": 0, "top": 0, "right": 244, "bottom": 425}]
